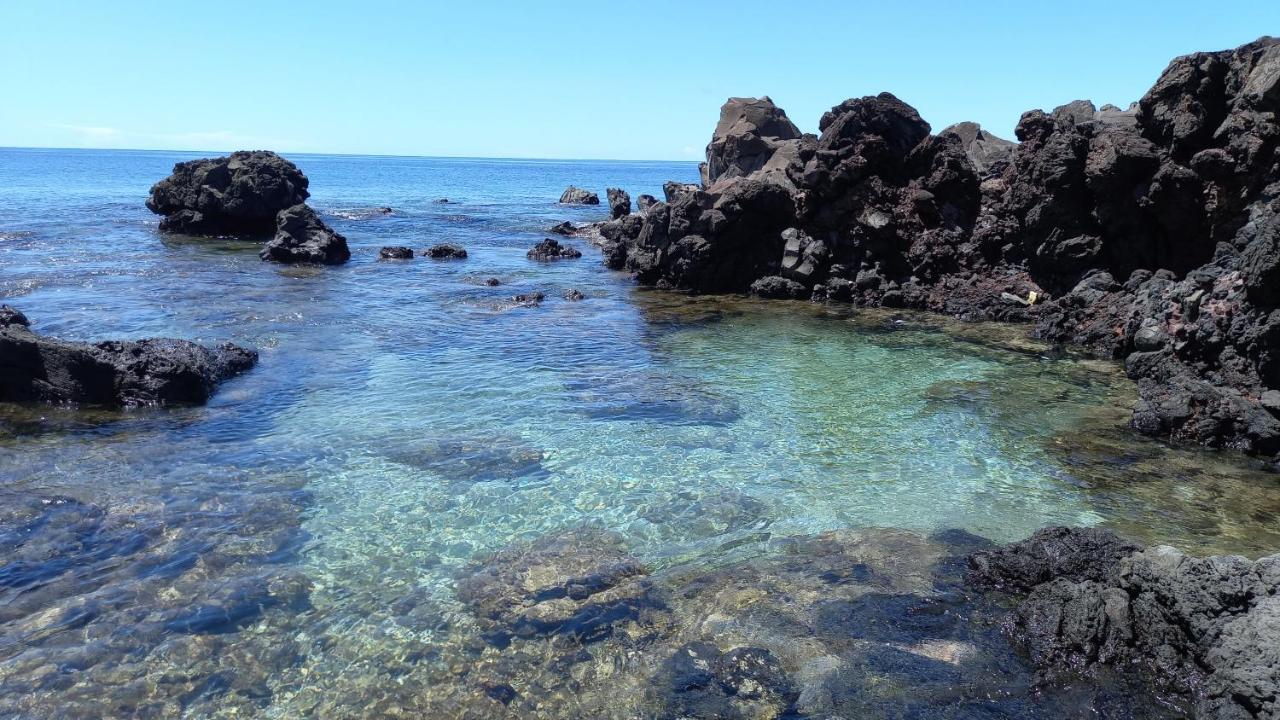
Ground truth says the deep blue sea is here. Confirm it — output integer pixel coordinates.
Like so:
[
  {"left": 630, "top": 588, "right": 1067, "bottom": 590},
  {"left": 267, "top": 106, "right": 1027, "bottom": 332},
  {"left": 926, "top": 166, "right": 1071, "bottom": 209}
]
[{"left": 2, "top": 147, "right": 1278, "bottom": 717}]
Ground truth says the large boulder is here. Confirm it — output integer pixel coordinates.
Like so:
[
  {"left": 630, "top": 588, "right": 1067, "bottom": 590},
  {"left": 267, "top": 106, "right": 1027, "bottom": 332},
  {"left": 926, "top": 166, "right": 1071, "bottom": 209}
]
[
  {"left": 940, "top": 121, "right": 1016, "bottom": 179},
  {"left": 704, "top": 96, "right": 803, "bottom": 187},
  {"left": 0, "top": 308, "right": 257, "bottom": 407},
  {"left": 146, "top": 151, "right": 310, "bottom": 235},
  {"left": 606, "top": 187, "right": 631, "bottom": 219},
  {"left": 260, "top": 204, "right": 351, "bottom": 265}
]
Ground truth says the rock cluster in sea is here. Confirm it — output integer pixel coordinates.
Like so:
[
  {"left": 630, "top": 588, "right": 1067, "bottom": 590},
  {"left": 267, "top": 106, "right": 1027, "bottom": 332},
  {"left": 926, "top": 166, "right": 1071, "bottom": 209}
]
[
  {"left": 0, "top": 305, "right": 257, "bottom": 407},
  {"left": 970, "top": 526, "right": 1280, "bottom": 719},
  {"left": 147, "top": 150, "right": 350, "bottom": 265},
  {"left": 558, "top": 185, "right": 599, "bottom": 205},
  {"left": 595, "top": 36, "right": 1280, "bottom": 464}
]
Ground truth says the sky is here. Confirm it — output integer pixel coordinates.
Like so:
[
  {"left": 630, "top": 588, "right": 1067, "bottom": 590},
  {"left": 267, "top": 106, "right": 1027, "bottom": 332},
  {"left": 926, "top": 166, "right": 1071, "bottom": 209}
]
[{"left": 1, "top": 1, "right": 1277, "bottom": 160}]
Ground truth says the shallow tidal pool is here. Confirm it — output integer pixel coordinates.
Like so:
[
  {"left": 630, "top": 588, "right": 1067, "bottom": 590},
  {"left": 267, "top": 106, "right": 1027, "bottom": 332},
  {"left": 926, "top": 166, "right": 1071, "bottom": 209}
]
[{"left": 2, "top": 149, "right": 1279, "bottom": 717}]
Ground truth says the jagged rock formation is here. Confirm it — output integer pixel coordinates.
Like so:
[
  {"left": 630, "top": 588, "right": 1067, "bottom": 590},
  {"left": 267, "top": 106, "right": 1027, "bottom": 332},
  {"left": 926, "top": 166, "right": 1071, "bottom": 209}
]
[
  {"left": 558, "top": 186, "right": 599, "bottom": 205},
  {"left": 597, "top": 37, "right": 1280, "bottom": 464},
  {"left": 0, "top": 306, "right": 257, "bottom": 407},
  {"left": 424, "top": 243, "right": 468, "bottom": 259},
  {"left": 607, "top": 187, "right": 631, "bottom": 219},
  {"left": 260, "top": 204, "right": 350, "bottom": 265},
  {"left": 148, "top": 151, "right": 351, "bottom": 265},
  {"left": 527, "top": 238, "right": 582, "bottom": 261},
  {"left": 969, "top": 527, "right": 1280, "bottom": 719}
]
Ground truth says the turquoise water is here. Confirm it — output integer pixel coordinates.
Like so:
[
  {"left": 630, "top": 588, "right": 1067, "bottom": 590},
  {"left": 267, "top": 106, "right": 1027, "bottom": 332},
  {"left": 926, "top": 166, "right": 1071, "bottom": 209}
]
[{"left": 2, "top": 148, "right": 1279, "bottom": 717}]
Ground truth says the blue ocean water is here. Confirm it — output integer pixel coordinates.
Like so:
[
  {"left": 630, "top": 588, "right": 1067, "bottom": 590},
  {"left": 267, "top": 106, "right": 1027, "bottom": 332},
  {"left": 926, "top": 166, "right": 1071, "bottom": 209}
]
[{"left": 1, "top": 147, "right": 1278, "bottom": 717}]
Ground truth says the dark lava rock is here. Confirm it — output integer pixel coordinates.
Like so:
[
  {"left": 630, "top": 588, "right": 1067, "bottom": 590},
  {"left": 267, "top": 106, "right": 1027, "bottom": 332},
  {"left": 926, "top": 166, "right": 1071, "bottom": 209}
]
[
  {"left": 512, "top": 292, "right": 545, "bottom": 305},
  {"left": 424, "top": 243, "right": 468, "bottom": 259},
  {"left": 483, "top": 277, "right": 502, "bottom": 286},
  {"left": 549, "top": 221, "right": 577, "bottom": 236},
  {"left": 607, "top": 187, "right": 631, "bottom": 219},
  {"left": 434, "top": 198, "right": 450, "bottom": 204},
  {"left": 455, "top": 527, "right": 656, "bottom": 645},
  {"left": 973, "top": 528, "right": 1280, "bottom": 719},
  {"left": 659, "top": 642, "right": 796, "bottom": 720},
  {"left": 0, "top": 305, "right": 29, "bottom": 328},
  {"left": 147, "top": 150, "right": 310, "bottom": 235},
  {"left": 599, "top": 37, "right": 1280, "bottom": 464},
  {"left": 565, "top": 289, "right": 586, "bottom": 301},
  {"left": 558, "top": 186, "right": 599, "bottom": 205},
  {"left": 527, "top": 238, "right": 582, "bottom": 261},
  {"left": 968, "top": 526, "right": 1142, "bottom": 592},
  {"left": 749, "top": 275, "right": 807, "bottom": 299},
  {"left": 637, "top": 194, "right": 659, "bottom": 212},
  {"left": 0, "top": 309, "right": 257, "bottom": 407},
  {"left": 260, "top": 204, "right": 350, "bottom": 265},
  {"left": 379, "top": 246, "right": 414, "bottom": 260}
]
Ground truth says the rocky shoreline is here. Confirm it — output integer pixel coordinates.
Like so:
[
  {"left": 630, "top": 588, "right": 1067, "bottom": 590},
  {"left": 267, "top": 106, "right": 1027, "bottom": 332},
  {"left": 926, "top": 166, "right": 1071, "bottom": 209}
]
[{"left": 576, "top": 36, "right": 1280, "bottom": 468}]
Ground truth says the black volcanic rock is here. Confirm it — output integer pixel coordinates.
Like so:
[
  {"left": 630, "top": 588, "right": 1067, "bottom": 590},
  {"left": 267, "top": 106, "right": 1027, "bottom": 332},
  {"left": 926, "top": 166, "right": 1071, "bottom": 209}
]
[
  {"left": 260, "top": 204, "right": 350, "bottom": 265},
  {"left": 0, "top": 309, "right": 257, "bottom": 407},
  {"left": 637, "top": 194, "right": 659, "bottom": 212},
  {"left": 559, "top": 186, "right": 599, "bottom": 205},
  {"left": 379, "top": 246, "right": 414, "bottom": 260},
  {"left": 147, "top": 151, "right": 310, "bottom": 235},
  {"left": 549, "top": 221, "right": 577, "bottom": 236},
  {"left": 596, "top": 37, "right": 1280, "bottom": 464},
  {"left": 425, "top": 243, "right": 468, "bottom": 259},
  {"left": 607, "top": 187, "right": 631, "bottom": 219},
  {"left": 970, "top": 529, "right": 1280, "bottom": 719},
  {"left": 527, "top": 238, "right": 582, "bottom": 261}
]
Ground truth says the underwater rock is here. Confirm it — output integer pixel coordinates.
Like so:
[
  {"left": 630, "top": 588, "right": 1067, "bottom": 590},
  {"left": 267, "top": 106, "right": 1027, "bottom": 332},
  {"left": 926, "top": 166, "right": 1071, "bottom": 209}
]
[
  {"left": 455, "top": 527, "right": 657, "bottom": 646},
  {"left": 385, "top": 436, "right": 548, "bottom": 484},
  {"left": 379, "top": 246, "right": 413, "bottom": 260},
  {"left": 511, "top": 292, "right": 545, "bottom": 305},
  {"left": 260, "top": 203, "right": 351, "bottom": 265},
  {"left": 424, "top": 243, "right": 468, "bottom": 259},
  {"left": 526, "top": 238, "right": 582, "bottom": 261},
  {"left": 0, "top": 309, "right": 257, "bottom": 407},
  {"left": 146, "top": 150, "right": 310, "bottom": 235},
  {"left": 549, "top": 221, "right": 577, "bottom": 235},
  {"left": 564, "top": 289, "right": 586, "bottom": 301},
  {"left": 558, "top": 186, "right": 599, "bottom": 205},
  {"left": 974, "top": 527, "right": 1280, "bottom": 718}
]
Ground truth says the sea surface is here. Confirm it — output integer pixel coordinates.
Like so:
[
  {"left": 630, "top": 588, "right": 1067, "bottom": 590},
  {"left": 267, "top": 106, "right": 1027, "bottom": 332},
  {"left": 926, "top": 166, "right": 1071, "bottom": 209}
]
[{"left": 2, "top": 147, "right": 1280, "bottom": 717}]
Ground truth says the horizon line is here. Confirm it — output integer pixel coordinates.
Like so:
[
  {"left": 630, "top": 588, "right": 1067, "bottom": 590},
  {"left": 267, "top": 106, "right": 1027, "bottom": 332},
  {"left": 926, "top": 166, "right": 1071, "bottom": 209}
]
[{"left": 0, "top": 144, "right": 705, "bottom": 165}]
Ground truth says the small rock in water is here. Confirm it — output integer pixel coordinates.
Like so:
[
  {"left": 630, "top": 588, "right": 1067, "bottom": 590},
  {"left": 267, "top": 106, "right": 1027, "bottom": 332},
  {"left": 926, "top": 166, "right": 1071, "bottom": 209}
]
[
  {"left": 558, "top": 186, "right": 599, "bottom": 205},
  {"left": 379, "top": 246, "right": 414, "bottom": 260},
  {"left": 434, "top": 198, "right": 450, "bottom": 204},
  {"left": 483, "top": 277, "right": 502, "bottom": 286},
  {"left": 527, "top": 238, "right": 582, "bottom": 261},
  {"left": 512, "top": 292, "right": 545, "bottom": 305},
  {"left": 260, "top": 204, "right": 351, "bottom": 265},
  {"left": 565, "top": 289, "right": 586, "bottom": 301},
  {"left": 424, "top": 243, "right": 468, "bottom": 259},
  {"left": 549, "top": 221, "right": 577, "bottom": 236}
]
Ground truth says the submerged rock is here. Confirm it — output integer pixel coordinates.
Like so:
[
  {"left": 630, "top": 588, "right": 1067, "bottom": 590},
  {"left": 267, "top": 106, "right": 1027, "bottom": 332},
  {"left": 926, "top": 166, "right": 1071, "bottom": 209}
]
[
  {"left": 0, "top": 308, "right": 257, "bottom": 407},
  {"left": 527, "top": 238, "right": 582, "bottom": 261},
  {"left": 260, "top": 204, "right": 351, "bottom": 265},
  {"left": 549, "top": 221, "right": 577, "bottom": 236},
  {"left": 565, "top": 289, "right": 586, "bottom": 301},
  {"left": 424, "top": 243, "right": 468, "bottom": 259},
  {"left": 147, "top": 150, "right": 310, "bottom": 235},
  {"left": 558, "top": 186, "right": 599, "bottom": 205},
  {"left": 455, "top": 527, "right": 656, "bottom": 645},
  {"left": 379, "top": 246, "right": 414, "bottom": 260}
]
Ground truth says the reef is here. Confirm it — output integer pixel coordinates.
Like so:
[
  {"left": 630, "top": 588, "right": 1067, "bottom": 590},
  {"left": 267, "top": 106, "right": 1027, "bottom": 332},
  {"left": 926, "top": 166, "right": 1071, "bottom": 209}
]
[{"left": 597, "top": 37, "right": 1280, "bottom": 464}]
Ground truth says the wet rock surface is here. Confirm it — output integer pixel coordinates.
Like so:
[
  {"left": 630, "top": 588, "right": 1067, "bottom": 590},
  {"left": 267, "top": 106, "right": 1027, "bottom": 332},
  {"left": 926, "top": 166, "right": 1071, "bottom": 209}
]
[
  {"left": 260, "top": 203, "right": 351, "bottom": 265},
  {"left": 971, "top": 527, "right": 1280, "bottom": 719},
  {"left": 558, "top": 186, "right": 599, "bottom": 205},
  {"left": 379, "top": 246, "right": 414, "bottom": 260},
  {"left": 527, "top": 238, "right": 582, "bottom": 261},
  {"left": 0, "top": 307, "right": 257, "bottom": 407},
  {"left": 424, "top": 243, "right": 468, "bottom": 259},
  {"left": 593, "top": 36, "right": 1280, "bottom": 464},
  {"left": 146, "top": 150, "right": 310, "bottom": 235}
]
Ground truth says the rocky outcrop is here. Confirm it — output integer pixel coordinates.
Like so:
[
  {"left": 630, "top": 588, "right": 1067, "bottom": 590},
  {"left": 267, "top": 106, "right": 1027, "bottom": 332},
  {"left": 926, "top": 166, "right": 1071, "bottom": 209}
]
[
  {"left": 594, "top": 37, "right": 1280, "bottom": 464},
  {"left": 527, "top": 238, "right": 582, "bottom": 261},
  {"left": 637, "top": 194, "right": 659, "bottom": 212},
  {"left": 549, "top": 221, "right": 577, "bottom": 236},
  {"left": 260, "top": 204, "right": 350, "bottom": 265},
  {"left": 424, "top": 243, "right": 468, "bottom": 259},
  {"left": 607, "top": 187, "right": 631, "bottom": 219},
  {"left": 558, "top": 186, "right": 599, "bottom": 205},
  {"left": 0, "top": 307, "right": 257, "bottom": 407},
  {"left": 969, "top": 527, "right": 1280, "bottom": 719},
  {"left": 146, "top": 151, "right": 310, "bottom": 235}
]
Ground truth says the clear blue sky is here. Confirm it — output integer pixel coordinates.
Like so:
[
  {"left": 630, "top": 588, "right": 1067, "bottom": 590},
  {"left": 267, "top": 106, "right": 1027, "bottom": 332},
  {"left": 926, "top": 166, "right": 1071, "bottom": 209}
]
[{"left": 1, "top": 1, "right": 1276, "bottom": 160}]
